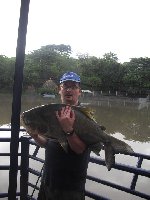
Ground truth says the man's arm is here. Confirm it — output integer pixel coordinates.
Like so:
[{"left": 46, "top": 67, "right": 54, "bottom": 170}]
[
  {"left": 26, "top": 127, "right": 48, "bottom": 147},
  {"left": 27, "top": 128, "right": 86, "bottom": 153},
  {"left": 67, "top": 132, "right": 86, "bottom": 154}
]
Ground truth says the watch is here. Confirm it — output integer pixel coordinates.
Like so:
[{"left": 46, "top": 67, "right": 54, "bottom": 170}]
[{"left": 65, "top": 129, "right": 74, "bottom": 136}]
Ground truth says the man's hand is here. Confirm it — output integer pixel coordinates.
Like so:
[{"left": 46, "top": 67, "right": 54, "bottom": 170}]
[
  {"left": 56, "top": 105, "right": 86, "bottom": 154},
  {"left": 25, "top": 127, "right": 48, "bottom": 147},
  {"left": 25, "top": 127, "right": 39, "bottom": 139},
  {"left": 56, "top": 106, "right": 75, "bottom": 133}
]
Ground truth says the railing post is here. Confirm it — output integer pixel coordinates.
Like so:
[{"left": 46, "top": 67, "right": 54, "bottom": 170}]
[
  {"left": 130, "top": 156, "right": 143, "bottom": 190},
  {"left": 8, "top": 0, "right": 30, "bottom": 199},
  {"left": 20, "top": 136, "right": 30, "bottom": 200}
]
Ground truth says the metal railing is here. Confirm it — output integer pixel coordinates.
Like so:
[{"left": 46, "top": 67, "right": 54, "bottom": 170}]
[{"left": 0, "top": 128, "right": 150, "bottom": 199}]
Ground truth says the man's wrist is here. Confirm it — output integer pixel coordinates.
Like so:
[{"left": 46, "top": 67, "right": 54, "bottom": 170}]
[{"left": 64, "top": 129, "right": 74, "bottom": 136}]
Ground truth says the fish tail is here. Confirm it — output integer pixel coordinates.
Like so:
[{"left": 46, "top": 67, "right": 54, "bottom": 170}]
[
  {"left": 104, "top": 143, "right": 115, "bottom": 171},
  {"left": 109, "top": 135, "right": 134, "bottom": 154},
  {"left": 104, "top": 135, "right": 134, "bottom": 170}
]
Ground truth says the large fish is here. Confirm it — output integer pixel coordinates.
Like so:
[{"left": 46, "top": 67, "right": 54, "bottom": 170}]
[{"left": 21, "top": 103, "right": 134, "bottom": 170}]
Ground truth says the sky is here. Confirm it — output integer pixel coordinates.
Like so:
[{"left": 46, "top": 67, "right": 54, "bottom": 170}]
[{"left": 0, "top": 0, "right": 150, "bottom": 63}]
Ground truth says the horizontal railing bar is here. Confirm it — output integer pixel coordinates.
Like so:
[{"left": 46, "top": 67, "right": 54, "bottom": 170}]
[
  {"left": 29, "top": 155, "right": 44, "bottom": 163},
  {"left": 0, "top": 137, "right": 22, "bottom": 142},
  {"left": 0, "top": 138, "right": 11, "bottom": 142},
  {"left": 28, "top": 183, "right": 111, "bottom": 200},
  {"left": 28, "top": 168, "right": 42, "bottom": 177},
  {"left": 0, "top": 153, "right": 21, "bottom": 156},
  {"left": 0, "top": 165, "right": 10, "bottom": 170},
  {"left": 28, "top": 182, "right": 40, "bottom": 190},
  {"left": 27, "top": 156, "right": 149, "bottom": 179},
  {"left": 0, "top": 128, "right": 12, "bottom": 131},
  {"left": 0, "top": 192, "right": 20, "bottom": 198},
  {"left": 0, "top": 153, "right": 11, "bottom": 156},
  {"left": 0, "top": 165, "right": 21, "bottom": 170},
  {"left": 85, "top": 190, "right": 110, "bottom": 200},
  {"left": 124, "top": 152, "right": 150, "bottom": 160},
  {"left": 113, "top": 163, "right": 150, "bottom": 177},
  {"left": 0, "top": 133, "right": 149, "bottom": 160},
  {"left": 90, "top": 156, "right": 150, "bottom": 177},
  {"left": 0, "top": 193, "right": 8, "bottom": 198},
  {"left": 87, "top": 175, "right": 150, "bottom": 199},
  {"left": 0, "top": 128, "right": 25, "bottom": 131},
  {"left": 0, "top": 130, "right": 149, "bottom": 159}
]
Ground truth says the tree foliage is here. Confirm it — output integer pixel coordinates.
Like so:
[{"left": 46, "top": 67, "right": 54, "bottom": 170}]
[
  {"left": 0, "top": 45, "right": 150, "bottom": 97},
  {"left": 123, "top": 57, "right": 150, "bottom": 95},
  {"left": 0, "top": 55, "right": 15, "bottom": 91}
]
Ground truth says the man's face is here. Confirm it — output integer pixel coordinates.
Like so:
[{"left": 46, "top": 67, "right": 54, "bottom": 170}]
[{"left": 59, "top": 81, "right": 81, "bottom": 105}]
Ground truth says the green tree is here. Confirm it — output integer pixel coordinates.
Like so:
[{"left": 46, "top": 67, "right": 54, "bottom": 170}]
[
  {"left": 0, "top": 55, "right": 15, "bottom": 91},
  {"left": 100, "top": 56, "right": 124, "bottom": 91},
  {"left": 23, "top": 44, "right": 78, "bottom": 89},
  {"left": 123, "top": 57, "right": 150, "bottom": 95}
]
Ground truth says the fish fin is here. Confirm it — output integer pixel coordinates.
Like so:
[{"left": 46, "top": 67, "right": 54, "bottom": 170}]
[
  {"left": 104, "top": 143, "right": 115, "bottom": 171},
  {"left": 90, "top": 142, "right": 103, "bottom": 155},
  {"left": 75, "top": 106, "right": 96, "bottom": 122},
  {"left": 43, "top": 131, "right": 69, "bottom": 153},
  {"left": 58, "top": 138, "right": 68, "bottom": 153}
]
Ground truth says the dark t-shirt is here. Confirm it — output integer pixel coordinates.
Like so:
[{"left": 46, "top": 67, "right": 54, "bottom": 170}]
[{"left": 42, "top": 138, "right": 90, "bottom": 191}]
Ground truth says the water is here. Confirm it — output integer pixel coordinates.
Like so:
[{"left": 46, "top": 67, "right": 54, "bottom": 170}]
[{"left": 0, "top": 93, "right": 150, "bottom": 199}]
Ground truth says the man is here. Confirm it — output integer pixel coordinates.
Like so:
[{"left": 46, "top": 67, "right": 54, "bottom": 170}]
[{"left": 28, "top": 72, "right": 91, "bottom": 200}]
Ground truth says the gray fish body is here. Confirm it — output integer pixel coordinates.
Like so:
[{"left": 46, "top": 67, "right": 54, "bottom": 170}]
[{"left": 21, "top": 103, "right": 134, "bottom": 170}]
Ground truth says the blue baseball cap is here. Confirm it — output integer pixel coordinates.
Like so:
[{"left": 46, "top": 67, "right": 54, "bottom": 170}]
[{"left": 60, "top": 72, "right": 81, "bottom": 84}]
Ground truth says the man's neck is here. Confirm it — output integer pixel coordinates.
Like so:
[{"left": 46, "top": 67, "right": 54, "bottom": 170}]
[{"left": 63, "top": 100, "right": 79, "bottom": 106}]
